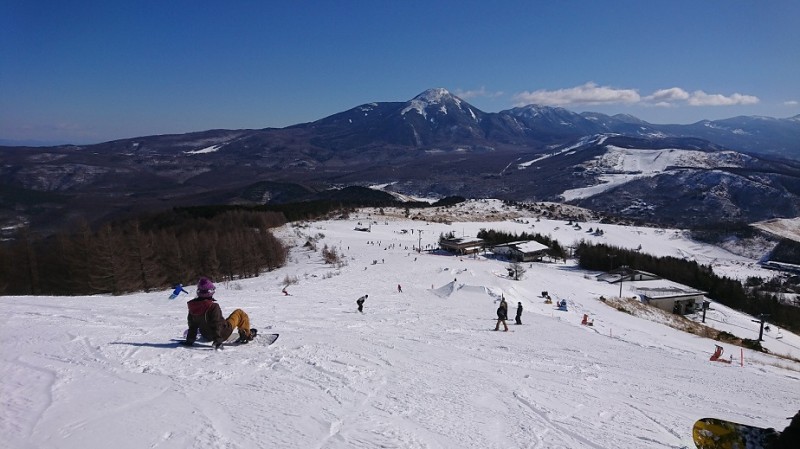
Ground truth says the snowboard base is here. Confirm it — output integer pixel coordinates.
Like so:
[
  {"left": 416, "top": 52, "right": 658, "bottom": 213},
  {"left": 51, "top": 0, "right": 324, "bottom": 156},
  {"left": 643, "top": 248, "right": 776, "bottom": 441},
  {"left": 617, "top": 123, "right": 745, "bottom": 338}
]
[
  {"left": 229, "top": 332, "right": 279, "bottom": 347},
  {"left": 693, "top": 417, "right": 779, "bottom": 449},
  {"left": 176, "top": 329, "right": 279, "bottom": 349}
]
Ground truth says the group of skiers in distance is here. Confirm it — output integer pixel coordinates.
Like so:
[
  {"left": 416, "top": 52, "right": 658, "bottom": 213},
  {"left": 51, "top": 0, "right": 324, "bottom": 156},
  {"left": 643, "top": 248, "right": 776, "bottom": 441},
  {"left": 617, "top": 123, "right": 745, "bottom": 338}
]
[
  {"left": 171, "top": 277, "right": 800, "bottom": 446},
  {"left": 173, "top": 274, "right": 528, "bottom": 350}
]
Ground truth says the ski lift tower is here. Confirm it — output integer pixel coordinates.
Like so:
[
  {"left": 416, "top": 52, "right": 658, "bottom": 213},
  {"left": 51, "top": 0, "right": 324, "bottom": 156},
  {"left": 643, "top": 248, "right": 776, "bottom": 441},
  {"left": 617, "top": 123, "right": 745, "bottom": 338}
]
[{"left": 752, "top": 314, "right": 770, "bottom": 341}]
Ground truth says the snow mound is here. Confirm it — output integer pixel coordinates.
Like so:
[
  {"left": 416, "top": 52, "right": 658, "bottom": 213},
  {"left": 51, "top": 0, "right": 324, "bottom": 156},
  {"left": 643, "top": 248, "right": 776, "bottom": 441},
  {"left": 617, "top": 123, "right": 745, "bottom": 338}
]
[{"left": 431, "top": 281, "right": 457, "bottom": 298}]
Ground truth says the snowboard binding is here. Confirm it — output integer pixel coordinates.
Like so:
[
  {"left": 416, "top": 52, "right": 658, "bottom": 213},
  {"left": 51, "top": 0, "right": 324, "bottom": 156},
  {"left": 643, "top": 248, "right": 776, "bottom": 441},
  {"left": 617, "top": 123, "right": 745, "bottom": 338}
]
[{"left": 236, "top": 328, "right": 258, "bottom": 344}]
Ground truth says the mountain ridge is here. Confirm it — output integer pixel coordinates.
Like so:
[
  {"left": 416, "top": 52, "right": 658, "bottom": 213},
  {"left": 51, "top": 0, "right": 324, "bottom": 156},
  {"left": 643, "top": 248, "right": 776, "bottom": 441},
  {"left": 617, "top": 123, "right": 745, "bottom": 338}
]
[
  {"left": 6, "top": 88, "right": 799, "bottom": 155},
  {"left": 3, "top": 88, "right": 800, "bottom": 234}
]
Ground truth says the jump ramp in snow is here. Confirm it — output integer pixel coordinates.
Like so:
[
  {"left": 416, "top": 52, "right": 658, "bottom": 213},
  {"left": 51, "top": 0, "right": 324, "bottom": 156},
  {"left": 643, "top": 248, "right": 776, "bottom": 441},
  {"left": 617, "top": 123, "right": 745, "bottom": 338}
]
[{"left": 431, "top": 282, "right": 501, "bottom": 300}]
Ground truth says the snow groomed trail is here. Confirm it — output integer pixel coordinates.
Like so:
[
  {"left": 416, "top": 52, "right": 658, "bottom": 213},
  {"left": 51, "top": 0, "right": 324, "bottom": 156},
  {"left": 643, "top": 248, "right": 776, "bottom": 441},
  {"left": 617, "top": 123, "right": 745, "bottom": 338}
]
[{"left": 2, "top": 207, "right": 798, "bottom": 449}]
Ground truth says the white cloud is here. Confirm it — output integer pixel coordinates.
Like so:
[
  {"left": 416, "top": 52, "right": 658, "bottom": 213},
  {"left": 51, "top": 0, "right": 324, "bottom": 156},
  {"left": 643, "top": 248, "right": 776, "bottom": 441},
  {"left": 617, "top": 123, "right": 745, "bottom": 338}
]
[
  {"left": 686, "top": 91, "right": 760, "bottom": 106},
  {"left": 454, "top": 87, "right": 504, "bottom": 100},
  {"left": 645, "top": 87, "right": 690, "bottom": 103},
  {"left": 512, "top": 82, "right": 640, "bottom": 106},
  {"left": 512, "top": 82, "right": 761, "bottom": 109},
  {"left": 784, "top": 100, "right": 799, "bottom": 106}
]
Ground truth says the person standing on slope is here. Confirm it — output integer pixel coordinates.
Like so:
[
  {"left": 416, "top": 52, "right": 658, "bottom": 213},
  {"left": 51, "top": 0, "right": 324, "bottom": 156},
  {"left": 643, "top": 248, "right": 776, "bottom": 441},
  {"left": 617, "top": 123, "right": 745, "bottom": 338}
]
[
  {"left": 515, "top": 302, "right": 523, "bottom": 325},
  {"left": 356, "top": 294, "right": 368, "bottom": 313},
  {"left": 494, "top": 298, "right": 509, "bottom": 331},
  {"left": 181, "top": 277, "right": 256, "bottom": 350}
]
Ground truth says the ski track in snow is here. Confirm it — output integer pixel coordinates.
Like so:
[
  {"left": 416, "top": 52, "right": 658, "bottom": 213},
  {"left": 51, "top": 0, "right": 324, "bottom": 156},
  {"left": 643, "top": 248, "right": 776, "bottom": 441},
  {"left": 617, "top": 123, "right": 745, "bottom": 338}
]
[{"left": 2, "top": 206, "right": 798, "bottom": 449}]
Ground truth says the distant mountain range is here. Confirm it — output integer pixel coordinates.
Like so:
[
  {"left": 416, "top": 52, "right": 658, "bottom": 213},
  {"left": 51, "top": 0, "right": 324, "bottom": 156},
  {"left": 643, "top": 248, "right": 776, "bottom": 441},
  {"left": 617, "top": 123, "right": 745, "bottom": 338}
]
[
  {"left": 3, "top": 88, "right": 800, "bottom": 234},
  {"left": 292, "top": 87, "right": 800, "bottom": 157}
]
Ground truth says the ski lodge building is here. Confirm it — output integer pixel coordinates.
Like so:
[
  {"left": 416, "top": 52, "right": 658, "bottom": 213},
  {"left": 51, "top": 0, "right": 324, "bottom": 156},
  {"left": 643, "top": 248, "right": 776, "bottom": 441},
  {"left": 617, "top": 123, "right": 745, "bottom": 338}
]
[
  {"left": 597, "top": 267, "right": 706, "bottom": 315},
  {"left": 491, "top": 240, "right": 550, "bottom": 262},
  {"left": 596, "top": 266, "right": 660, "bottom": 283},
  {"left": 636, "top": 286, "right": 707, "bottom": 315},
  {"left": 439, "top": 237, "right": 485, "bottom": 255}
]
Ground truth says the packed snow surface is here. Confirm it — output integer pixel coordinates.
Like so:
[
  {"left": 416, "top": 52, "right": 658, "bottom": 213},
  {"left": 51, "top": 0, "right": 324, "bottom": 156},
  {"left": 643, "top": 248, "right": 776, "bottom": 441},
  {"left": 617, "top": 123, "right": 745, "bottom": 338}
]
[{"left": 3, "top": 203, "right": 798, "bottom": 449}]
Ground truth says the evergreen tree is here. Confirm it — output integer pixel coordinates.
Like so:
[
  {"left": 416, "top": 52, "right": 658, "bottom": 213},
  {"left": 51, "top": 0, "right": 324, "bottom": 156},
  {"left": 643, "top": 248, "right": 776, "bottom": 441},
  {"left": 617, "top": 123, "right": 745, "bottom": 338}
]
[
  {"left": 10, "top": 228, "right": 41, "bottom": 295},
  {"left": 127, "top": 221, "right": 164, "bottom": 292},
  {"left": 89, "top": 224, "right": 132, "bottom": 295}
]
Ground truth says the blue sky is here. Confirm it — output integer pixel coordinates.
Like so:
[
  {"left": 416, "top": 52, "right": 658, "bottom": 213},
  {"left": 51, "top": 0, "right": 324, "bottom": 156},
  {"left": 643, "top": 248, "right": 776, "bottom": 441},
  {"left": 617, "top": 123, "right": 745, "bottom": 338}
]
[{"left": 2, "top": 0, "right": 799, "bottom": 145}]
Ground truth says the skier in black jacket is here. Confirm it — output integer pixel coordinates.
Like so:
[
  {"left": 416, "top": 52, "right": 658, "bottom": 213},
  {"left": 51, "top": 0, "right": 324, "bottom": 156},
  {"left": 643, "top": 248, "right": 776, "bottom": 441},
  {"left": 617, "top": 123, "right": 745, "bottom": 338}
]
[
  {"left": 356, "top": 294, "right": 368, "bottom": 313},
  {"left": 494, "top": 298, "right": 508, "bottom": 331}
]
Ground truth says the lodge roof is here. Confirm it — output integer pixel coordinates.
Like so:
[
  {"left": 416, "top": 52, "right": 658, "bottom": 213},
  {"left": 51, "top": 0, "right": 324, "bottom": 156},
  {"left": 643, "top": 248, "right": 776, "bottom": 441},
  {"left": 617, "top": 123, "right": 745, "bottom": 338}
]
[{"left": 636, "top": 286, "right": 706, "bottom": 300}]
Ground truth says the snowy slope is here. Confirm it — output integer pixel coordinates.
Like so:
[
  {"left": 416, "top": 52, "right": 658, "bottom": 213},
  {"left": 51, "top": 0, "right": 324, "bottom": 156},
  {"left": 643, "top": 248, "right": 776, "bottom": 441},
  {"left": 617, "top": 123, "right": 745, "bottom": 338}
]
[
  {"left": 561, "top": 145, "right": 751, "bottom": 201},
  {"left": 753, "top": 217, "right": 800, "bottom": 244},
  {"left": 2, "top": 205, "right": 798, "bottom": 449}
]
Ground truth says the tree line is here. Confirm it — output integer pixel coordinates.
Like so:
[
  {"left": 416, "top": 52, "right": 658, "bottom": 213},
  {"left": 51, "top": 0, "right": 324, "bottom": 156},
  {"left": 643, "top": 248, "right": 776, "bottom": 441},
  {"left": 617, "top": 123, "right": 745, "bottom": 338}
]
[
  {"left": 0, "top": 209, "right": 288, "bottom": 296},
  {"left": 575, "top": 242, "right": 800, "bottom": 334},
  {"left": 0, "top": 194, "right": 468, "bottom": 297}
]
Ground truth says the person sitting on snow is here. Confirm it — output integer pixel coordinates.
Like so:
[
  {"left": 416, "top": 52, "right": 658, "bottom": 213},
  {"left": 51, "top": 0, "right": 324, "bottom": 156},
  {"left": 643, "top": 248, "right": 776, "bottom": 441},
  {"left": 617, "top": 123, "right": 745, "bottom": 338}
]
[{"left": 181, "top": 277, "right": 256, "bottom": 350}]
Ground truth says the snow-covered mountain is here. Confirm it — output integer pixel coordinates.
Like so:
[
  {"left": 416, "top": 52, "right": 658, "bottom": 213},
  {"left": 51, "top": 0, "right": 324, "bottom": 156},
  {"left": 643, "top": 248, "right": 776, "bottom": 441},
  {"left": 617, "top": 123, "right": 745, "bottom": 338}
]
[
  {"left": 511, "top": 135, "right": 800, "bottom": 226},
  {"left": 664, "top": 115, "right": 800, "bottom": 156},
  {"left": 3, "top": 88, "right": 800, "bottom": 234},
  {"left": 560, "top": 144, "right": 752, "bottom": 202},
  {"left": 506, "top": 104, "right": 605, "bottom": 137},
  {"left": 3, "top": 203, "right": 798, "bottom": 448},
  {"left": 298, "top": 88, "right": 495, "bottom": 150}
]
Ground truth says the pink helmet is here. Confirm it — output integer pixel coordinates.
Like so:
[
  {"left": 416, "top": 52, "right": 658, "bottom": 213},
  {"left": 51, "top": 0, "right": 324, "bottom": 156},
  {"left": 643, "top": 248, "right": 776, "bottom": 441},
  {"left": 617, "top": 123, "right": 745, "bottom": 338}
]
[{"left": 197, "top": 277, "right": 216, "bottom": 298}]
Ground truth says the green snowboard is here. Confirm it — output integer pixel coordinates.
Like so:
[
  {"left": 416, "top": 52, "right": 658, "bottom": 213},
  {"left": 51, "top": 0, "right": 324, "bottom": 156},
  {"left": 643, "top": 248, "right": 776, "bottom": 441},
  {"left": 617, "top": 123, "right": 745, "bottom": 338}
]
[{"left": 693, "top": 417, "right": 780, "bottom": 449}]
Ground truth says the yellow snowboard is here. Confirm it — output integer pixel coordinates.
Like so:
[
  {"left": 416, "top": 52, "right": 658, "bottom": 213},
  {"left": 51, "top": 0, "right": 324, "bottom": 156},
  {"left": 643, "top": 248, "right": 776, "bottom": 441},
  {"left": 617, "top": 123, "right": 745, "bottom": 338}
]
[{"left": 693, "top": 417, "right": 779, "bottom": 449}]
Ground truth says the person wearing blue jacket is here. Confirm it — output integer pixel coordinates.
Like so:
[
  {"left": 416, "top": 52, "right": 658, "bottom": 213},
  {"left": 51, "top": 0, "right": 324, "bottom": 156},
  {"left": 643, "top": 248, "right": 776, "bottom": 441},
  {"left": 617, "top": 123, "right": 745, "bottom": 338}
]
[{"left": 169, "top": 284, "right": 189, "bottom": 299}]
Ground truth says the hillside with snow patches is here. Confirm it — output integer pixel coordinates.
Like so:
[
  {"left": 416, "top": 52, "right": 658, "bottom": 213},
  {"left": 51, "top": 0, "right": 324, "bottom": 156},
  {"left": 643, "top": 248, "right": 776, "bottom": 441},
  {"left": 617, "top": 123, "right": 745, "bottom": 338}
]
[
  {"left": 753, "top": 217, "right": 800, "bottom": 244},
  {"left": 2, "top": 200, "right": 798, "bottom": 449},
  {"left": 515, "top": 136, "right": 754, "bottom": 202}
]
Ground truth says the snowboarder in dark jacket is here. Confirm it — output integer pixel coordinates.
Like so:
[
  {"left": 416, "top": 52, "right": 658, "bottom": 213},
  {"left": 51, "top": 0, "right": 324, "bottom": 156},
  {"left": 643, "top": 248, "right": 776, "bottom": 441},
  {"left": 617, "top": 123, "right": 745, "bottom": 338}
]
[
  {"left": 356, "top": 294, "right": 367, "bottom": 313},
  {"left": 494, "top": 298, "right": 509, "bottom": 331},
  {"left": 515, "top": 302, "right": 523, "bottom": 325},
  {"left": 181, "top": 277, "right": 255, "bottom": 350}
]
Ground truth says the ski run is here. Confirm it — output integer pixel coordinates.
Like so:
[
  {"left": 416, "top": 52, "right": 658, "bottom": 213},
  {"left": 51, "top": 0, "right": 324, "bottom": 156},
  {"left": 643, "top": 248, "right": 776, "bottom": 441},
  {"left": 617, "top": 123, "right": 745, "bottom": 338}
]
[{"left": 2, "top": 200, "right": 799, "bottom": 449}]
